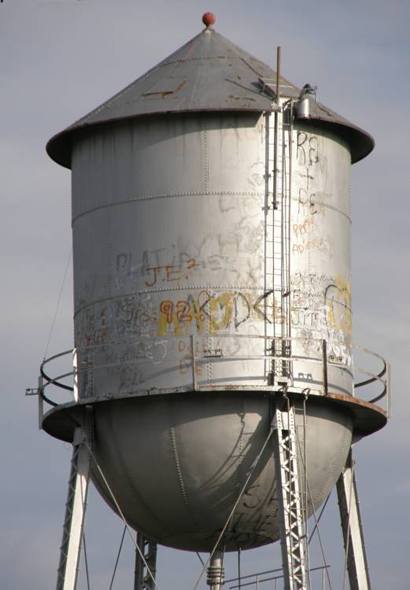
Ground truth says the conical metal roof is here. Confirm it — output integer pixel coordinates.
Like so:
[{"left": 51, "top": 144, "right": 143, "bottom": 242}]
[{"left": 47, "top": 26, "right": 373, "bottom": 167}]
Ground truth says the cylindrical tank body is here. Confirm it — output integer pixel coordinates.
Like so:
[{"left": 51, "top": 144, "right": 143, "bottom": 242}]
[
  {"left": 47, "top": 26, "right": 374, "bottom": 552},
  {"left": 73, "top": 114, "right": 352, "bottom": 400},
  {"left": 70, "top": 112, "right": 352, "bottom": 550}
]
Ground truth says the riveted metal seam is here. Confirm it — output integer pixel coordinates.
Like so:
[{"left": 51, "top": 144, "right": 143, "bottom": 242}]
[
  {"left": 72, "top": 191, "right": 263, "bottom": 225},
  {"left": 169, "top": 426, "right": 190, "bottom": 508},
  {"left": 74, "top": 286, "right": 263, "bottom": 318}
]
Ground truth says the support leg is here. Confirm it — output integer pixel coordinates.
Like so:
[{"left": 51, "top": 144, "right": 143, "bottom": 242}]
[
  {"left": 56, "top": 427, "right": 91, "bottom": 590},
  {"left": 134, "top": 533, "right": 157, "bottom": 590},
  {"left": 274, "top": 404, "right": 309, "bottom": 590},
  {"left": 207, "top": 551, "right": 224, "bottom": 590},
  {"left": 337, "top": 451, "right": 371, "bottom": 590}
]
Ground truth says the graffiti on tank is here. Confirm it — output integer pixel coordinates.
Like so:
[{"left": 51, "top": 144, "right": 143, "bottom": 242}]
[
  {"left": 297, "top": 132, "right": 319, "bottom": 167},
  {"left": 75, "top": 292, "right": 157, "bottom": 347},
  {"left": 292, "top": 216, "right": 315, "bottom": 238},
  {"left": 325, "top": 276, "right": 352, "bottom": 336},
  {"left": 116, "top": 250, "right": 202, "bottom": 287},
  {"left": 248, "top": 160, "right": 266, "bottom": 189},
  {"left": 292, "top": 131, "right": 336, "bottom": 257},
  {"left": 157, "top": 291, "right": 253, "bottom": 336},
  {"left": 76, "top": 275, "right": 351, "bottom": 343},
  {"left": 114, "top": 220, "right": 264, "bottom": 289},
  {"left": 143, "top": 258, "right": 200, "bottom": 287},
  {"left": 290, "top": 271, "right": 352, "bottom": 366},
  {"left": 76, "top": 269, "right": 352, "bottom": 370},
  {"left": 292, "top": 237, "right": 332, "bottom": 256}
]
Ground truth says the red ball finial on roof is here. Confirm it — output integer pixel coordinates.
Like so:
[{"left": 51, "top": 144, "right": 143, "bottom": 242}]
[{"left": 202, "top": 12, "right": 216, "bottom": 28}]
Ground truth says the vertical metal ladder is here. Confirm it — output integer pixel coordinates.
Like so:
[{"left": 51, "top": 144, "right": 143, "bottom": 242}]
[
  {"left": 265, "top": 97, "right": 309, "bottom": 590},
  {"left": 264, "top": 104, "right": 293, "bottom": 384}
]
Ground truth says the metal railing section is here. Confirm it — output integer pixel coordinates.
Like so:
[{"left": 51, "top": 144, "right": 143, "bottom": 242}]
[
  {"left": 225, "top": 565, "right": 330, "bottom": 590},
  {"left": 33, "top": 335, "right": 390, "bottom": 417}
]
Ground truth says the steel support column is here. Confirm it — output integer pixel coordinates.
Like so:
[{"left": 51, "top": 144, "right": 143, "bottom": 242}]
[
  {"left": 134, "top": 533, "right": 157, "bottom": 590},
  {"left": 337, "top": 451, "right": 371, "bottom": 590},
  {"left": 207, "top": 551, "right": 225, "bottom": 590},
  {"left": 274, "top": 405, "right": 309, "bottom": 590},
  {"left": 56, "top": 426, "right": 91, "bottom": 590}
]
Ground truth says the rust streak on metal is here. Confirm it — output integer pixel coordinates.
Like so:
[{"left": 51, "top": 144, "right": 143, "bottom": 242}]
[{"left": 143, "top": 80, "right": 187, "bottom": 98}]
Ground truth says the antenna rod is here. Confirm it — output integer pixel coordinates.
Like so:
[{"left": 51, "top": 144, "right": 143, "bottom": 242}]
[{"left": 276, "top": 46, "right": 281, "bottom": 102}]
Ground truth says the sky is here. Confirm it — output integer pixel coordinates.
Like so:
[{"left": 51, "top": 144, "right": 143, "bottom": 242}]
[{"left": 1, "top": 0, "right": 409, "bottom": 588}]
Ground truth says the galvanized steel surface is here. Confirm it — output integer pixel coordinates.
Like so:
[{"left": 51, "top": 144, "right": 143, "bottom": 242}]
[
  {"left": 72, "top": 113, "right": 352, "bottom": 401},
  {"left": 65, "top": 108, "right": 357, "bottom": 550},
  {"left": 46, "top": 28, "right": 373, "bottom": 167},
  {"left": 46, "top": 24, "right": 378, "bottom": 554},
  {"left": 90, "top": 393, "right": 352, "bottom": 551}
]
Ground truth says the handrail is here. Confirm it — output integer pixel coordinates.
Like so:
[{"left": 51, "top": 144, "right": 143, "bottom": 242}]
[
  {"left": 226, "top": 565, "right": 330, "bottom": 589},
  {"left": 37, "top": 336, "right": 389, "bottom": 413},
  {"left": 41, "top": 350, "right": 74, "bottom": 392}
]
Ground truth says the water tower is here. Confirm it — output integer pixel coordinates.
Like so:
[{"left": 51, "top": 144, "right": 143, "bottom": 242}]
[{"left": 34, "top": 13, "right": 389, "bottom": 590}]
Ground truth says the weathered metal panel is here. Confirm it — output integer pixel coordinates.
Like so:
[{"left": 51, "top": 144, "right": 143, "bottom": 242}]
[
  {"left": 90, "top": 393, "right": 352, "bottom": 551},
  {"left": 67, "top": 109, "right": 356, "bottom": 552},
  {"left": 47, "top": 29, "right": 373, "bottom": 168},
  {"left": 72, "top": 113, "right": 352, "bottom": 401}
]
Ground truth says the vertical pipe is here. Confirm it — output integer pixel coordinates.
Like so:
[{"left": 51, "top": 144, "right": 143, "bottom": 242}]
[
  {"left": 264, "top": 112, "right": 271, "bottom": 381},
  {"left": 287, "top": 101, "right": 293, "bottom": 345},
  {"left": 276, "top": 46, "right": 281, "bottom": 100},
  {"left": 273, "top": 46, "right": 281, "bottom": 210}
]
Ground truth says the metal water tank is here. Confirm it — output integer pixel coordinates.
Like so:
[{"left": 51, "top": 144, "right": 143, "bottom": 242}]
[{"left": 43, "top": 19, "right": 386, "bottom": 553}]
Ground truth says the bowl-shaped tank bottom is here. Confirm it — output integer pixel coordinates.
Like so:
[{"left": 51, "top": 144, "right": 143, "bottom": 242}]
[{"left": 91, "top": 392, "right": 353, "bottom": 552}]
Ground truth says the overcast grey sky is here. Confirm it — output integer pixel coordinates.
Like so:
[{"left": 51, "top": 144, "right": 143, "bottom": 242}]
[{"left": 1, "top": 1, "right": 409, "bottom": 588}]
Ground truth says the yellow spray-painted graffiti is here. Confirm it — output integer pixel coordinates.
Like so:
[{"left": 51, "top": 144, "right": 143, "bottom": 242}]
[
  {"left": 325, "top": 276, "right": 352, "bottom": 336},
  {"left": 157, "top": 290, "right": 289, "bottom": 337}
]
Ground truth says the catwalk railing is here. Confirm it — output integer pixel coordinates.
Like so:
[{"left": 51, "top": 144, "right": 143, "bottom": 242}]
[
  {"left": 31, "top": 335, "right": 390, "bottom": 420},
  {"left": 225, "top": 564, "right": 331, "bottom": 590}
]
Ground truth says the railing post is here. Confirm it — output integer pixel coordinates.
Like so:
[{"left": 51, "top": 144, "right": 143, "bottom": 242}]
[
  {"left": 72, "top": 348, "right": 78, "bottom": 402},
  {"left": 38, "top": 374, "right": 44, "bottom": 429},
  {"left": 322, "top": 339, "right": 328, "bottom": 395},
  {"left": 191, "top": 335, "right": 197, "bottom": 391}
]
